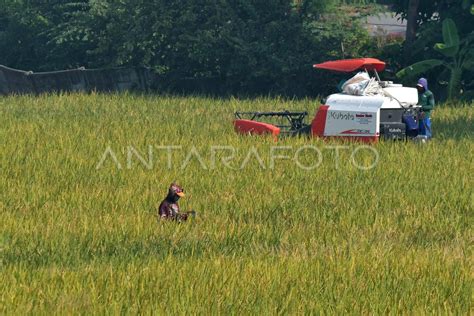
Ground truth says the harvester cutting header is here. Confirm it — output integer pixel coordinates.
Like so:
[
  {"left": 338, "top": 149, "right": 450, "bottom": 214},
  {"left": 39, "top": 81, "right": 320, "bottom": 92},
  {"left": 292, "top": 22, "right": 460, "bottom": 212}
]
[{"left": 234, "top": 58, "right": 426, "bottom": 142}]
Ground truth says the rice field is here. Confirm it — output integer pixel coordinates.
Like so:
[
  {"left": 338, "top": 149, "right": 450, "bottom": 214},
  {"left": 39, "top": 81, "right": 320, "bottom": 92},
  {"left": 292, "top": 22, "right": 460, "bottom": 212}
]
[{"left": 0, "top": 93, "right": 472, "bottom": 314}]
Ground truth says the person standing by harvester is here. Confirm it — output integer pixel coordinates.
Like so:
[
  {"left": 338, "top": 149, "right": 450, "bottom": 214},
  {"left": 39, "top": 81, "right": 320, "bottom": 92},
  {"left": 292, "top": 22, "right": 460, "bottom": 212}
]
[{"left": 416, "top": 78, "right": 435, "bottom": 138}]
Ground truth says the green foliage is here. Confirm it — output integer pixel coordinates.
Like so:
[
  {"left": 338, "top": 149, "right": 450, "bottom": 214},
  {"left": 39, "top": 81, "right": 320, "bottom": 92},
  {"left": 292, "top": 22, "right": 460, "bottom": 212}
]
[
  {"left": 0, "top": 1, "right": 95, "bottom": 70},
  {"left": 435, "top": 18, "right": 460, "bottom": 56},
  {"left": 0, "top": 93, "right": 472, "bottom": 313},
  {"left": 393, "top": 0, "right": 473, "bottom": 26},
  {"left": 397, "top": 18, "right": 474, "bottom": 100},
  {"left": 396, "top": 59, "right": 445, "bottom": 78},
  {"left": 334, "top": 0, "right": 377, "bottom": 4},
  {"left": 0, "top": 0, "right": 374, "bottom": 96}
]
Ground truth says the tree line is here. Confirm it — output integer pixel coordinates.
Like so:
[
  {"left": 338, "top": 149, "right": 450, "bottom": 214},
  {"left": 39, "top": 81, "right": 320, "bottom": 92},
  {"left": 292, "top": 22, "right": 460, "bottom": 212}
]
[{"left": 0, "top": 0, "right": 472, "bottom": 98}]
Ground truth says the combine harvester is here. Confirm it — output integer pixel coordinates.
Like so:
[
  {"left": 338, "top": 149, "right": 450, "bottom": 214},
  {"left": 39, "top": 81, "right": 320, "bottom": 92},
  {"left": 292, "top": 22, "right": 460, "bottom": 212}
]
[{"left": 234, "top": 58, "right": 423, "bottom": 143}]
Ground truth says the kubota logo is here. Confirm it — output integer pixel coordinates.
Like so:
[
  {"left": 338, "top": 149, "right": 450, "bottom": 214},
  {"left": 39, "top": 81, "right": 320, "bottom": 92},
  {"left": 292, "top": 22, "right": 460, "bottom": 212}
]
[{"left": 330, "top": 112, "right": 354, "bottom": 120}]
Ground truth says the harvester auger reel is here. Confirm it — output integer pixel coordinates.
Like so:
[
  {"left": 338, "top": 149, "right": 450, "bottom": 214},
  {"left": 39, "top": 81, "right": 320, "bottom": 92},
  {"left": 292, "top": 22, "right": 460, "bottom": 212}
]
[{"left": 234, "top": 110, "right": 310, "bottom": 137}]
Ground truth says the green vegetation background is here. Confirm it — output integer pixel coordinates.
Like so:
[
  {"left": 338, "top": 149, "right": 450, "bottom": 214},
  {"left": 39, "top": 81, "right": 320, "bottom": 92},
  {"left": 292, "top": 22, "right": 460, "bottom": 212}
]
[{"left": 1, "top": 0, "right": 472, "bottom": 98}]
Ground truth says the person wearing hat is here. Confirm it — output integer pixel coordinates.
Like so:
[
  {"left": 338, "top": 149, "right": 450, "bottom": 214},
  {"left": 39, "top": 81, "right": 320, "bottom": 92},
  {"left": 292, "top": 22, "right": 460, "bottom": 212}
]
[
  {"left": 416, "top": 78, "right": 435, "bottom": 138},
  {"left": 158, "top": 183, "right": 194, "bottom": 222}
]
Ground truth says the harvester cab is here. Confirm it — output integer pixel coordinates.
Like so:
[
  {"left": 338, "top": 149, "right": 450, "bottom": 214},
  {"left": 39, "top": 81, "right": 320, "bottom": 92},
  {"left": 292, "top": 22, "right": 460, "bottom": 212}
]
[{"left": 234, "top": 58, "right": 422, "bottom": 142}]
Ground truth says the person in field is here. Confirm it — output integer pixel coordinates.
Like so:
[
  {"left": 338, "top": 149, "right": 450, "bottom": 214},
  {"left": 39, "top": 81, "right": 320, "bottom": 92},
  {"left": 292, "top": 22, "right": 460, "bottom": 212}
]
[
  {"left": 158, "top": 183, "right": 194, "bottom": 222},
  {"left": 416, "top": 78, "right": 435, "bottom": 138}
]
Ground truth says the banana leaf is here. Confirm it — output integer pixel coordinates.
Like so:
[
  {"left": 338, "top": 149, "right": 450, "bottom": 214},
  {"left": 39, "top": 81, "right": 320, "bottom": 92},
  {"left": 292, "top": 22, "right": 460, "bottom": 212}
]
[
  {"left": 463, "top": 59, "right": 474, "bottom": 70},
  {"left": 396, "top": 60, "right": 444, "bottom": 78},
  {"left": 434, "top": 43, "right": 459, "bottom": 58},
  {"left": 441, "top": 18, "right": 460, "bottom": 54},
  {"left": 462, "top": 48, "right": 474, "bottom": 70}
]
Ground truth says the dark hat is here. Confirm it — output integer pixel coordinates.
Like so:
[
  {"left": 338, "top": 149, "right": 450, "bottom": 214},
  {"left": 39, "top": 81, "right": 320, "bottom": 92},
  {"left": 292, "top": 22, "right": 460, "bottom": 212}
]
[{"left": 169, "top": 183, "right": 185, "bottom": 197}]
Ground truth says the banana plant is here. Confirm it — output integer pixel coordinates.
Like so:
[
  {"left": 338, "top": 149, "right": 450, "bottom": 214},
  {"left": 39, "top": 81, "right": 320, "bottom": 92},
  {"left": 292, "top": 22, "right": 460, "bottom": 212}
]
[
  {"left": 396, "top": 18, "right": 474, "bottom": 100},
  {"left": 465, "top": 0, "right": 474, "bottom": 14}
]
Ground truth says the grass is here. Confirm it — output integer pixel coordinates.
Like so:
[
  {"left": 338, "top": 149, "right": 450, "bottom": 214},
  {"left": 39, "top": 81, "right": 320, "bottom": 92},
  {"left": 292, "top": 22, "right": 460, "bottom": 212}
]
[{"left": 0, "top": 93, "right": 472, "bottom": 314}]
